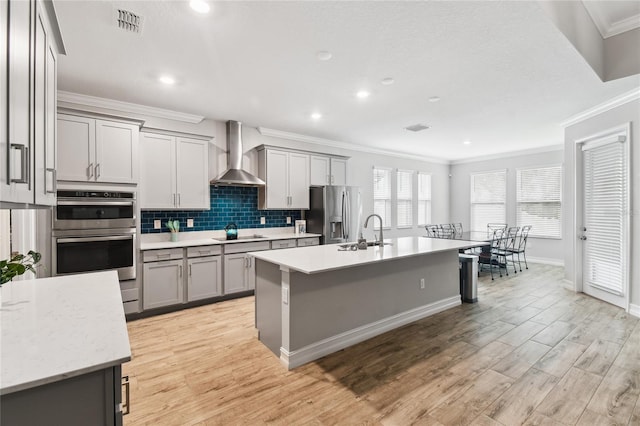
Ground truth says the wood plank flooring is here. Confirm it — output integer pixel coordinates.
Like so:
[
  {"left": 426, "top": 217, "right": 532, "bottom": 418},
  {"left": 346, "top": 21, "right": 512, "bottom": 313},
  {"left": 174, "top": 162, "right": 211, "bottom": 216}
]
[{"left": 123, "top": 264, "right": 640, "bottom": 425}]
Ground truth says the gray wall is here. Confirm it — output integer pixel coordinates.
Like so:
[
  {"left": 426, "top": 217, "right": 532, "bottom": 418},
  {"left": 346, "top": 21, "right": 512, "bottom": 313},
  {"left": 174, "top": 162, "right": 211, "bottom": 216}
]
[
  {"left": 449, "top": 148, "right": 565, "bottom": 264},
  {"left": 563, "top": 99, "right": 640, "bottom": 306}
]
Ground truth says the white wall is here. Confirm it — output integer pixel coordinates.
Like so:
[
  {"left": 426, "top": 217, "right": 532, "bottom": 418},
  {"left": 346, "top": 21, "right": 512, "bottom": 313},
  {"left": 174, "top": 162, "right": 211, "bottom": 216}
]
[
  {"left": 563, "top": 99, "right": 640, "bottom": 307},
  {"left": 449, "top": 148, "right": 565, "bottom": 264}
]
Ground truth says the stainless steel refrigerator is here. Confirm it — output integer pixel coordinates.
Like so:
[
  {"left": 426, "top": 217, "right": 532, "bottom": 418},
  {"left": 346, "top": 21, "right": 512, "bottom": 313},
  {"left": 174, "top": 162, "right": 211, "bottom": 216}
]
[{"left": 307, "top": 186, "right": 362, "bottom": 245}]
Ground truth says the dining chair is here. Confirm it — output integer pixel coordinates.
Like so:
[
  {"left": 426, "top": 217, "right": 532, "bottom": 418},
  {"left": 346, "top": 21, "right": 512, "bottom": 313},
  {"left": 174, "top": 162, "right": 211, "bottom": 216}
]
[
  {"left": 439, "top": 223, "right": 455, "bottom": 238},
  {"left": 487, "top": 223, "right": 507, "bottom": 234},
  {"left": 425, "top": 225, "right": 438, "bottom": 238},
  {"left": 452, "top": 222, "right": 463, "bottom": 236},
  {"left": 508, "top": 225, "right": 531, "bottom": 271},
  {"left": 499, "top": 226, "right": 520, "bottom": 275},
  {"left": 478, "top": 228, "right": 505, "bottom": 280}
]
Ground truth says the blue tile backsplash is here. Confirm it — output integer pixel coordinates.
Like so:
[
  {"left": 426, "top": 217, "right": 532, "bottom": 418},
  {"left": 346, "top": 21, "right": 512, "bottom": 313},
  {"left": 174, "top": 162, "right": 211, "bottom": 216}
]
[{"left": 141, "top": 186, "right": 302, "bottom": 233}]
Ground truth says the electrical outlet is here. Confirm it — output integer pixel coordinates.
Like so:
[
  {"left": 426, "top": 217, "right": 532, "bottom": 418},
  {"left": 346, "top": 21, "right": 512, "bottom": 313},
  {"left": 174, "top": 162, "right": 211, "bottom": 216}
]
[
  {"left": 260, "top": 217, "right": 266, "bottom": 225},
  {"left": 153, "top": 220, "right": 161, "bottom": 229},
  {"left": 187, "top": 218, "right": 194, "bottom": 228},
  {"left": 420, "top": 278, "right": 425, "bottom": 289},
  {"left": 286, "top": 216, "right": 291, "bottom": 224}
]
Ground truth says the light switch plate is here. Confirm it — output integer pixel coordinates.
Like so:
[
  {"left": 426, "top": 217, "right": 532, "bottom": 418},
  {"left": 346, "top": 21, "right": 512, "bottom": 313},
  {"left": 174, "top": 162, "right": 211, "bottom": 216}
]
[
  {"left": 187, "top": 218, "right": 194, "bottom": 228},
  {"left": 286, "top": 216, "right": 291, "bottom": 224},
  {"left": 153, "top": 220, "right": 161, "bottom": 229},
  {"left": 260, "top": 217, "right": 266, "bottom": 225}
]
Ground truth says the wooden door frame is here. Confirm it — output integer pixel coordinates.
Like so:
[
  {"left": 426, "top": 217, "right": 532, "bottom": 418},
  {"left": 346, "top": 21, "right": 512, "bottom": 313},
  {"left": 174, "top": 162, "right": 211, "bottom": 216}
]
[{"left": 572, "top": 122, "right": 631, "bottom": 311}]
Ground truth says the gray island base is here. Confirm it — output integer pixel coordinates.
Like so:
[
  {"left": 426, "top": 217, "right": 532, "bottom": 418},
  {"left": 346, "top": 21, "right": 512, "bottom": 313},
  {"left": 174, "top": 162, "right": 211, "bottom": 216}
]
[{"left": 252, "top": 237, "right": 485, "bottom": 369}]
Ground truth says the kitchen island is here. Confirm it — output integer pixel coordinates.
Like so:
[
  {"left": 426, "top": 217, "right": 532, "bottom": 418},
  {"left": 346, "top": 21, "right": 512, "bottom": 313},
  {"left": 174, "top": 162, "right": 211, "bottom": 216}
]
[
  {"left": 252, "top": 236, "right": 486, "bottom": 369},
  {"left": 1, "top": 271, "right": 131, "bottom": 425}
]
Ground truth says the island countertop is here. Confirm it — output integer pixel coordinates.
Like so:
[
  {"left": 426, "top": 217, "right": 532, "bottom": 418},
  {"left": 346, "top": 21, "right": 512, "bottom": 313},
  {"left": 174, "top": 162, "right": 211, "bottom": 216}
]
[
  {"left": 251, "top": 236, "right": 486, "bottom": 274},
  {"left": 0, "top": 271, "right": 131, "bottom": 395}
]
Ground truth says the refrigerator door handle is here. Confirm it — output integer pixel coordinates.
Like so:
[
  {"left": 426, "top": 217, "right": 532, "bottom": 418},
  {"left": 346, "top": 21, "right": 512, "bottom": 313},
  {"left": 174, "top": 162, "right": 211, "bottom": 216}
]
[{"left": 343, "top": 190, "right": 350, "bottom": 240}]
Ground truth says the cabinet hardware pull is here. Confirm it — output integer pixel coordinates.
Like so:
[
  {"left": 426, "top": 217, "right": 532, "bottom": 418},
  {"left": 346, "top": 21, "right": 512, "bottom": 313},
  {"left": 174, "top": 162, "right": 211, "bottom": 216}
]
[
  {"left": 178, "top": 193, "right": 181, "bottom": 206},
  {"left": 122, "top": 375, "right": 130, "bottom": 415},
  {"left": 45, "top": 168, "right": 56, "bottom": 193},
  {"left": 173, "top": 193, "right": 176, "bottom": 206},
  {"left": 88, "top": 163, "right": 94, "bottom": 179},
  {"left": 10, "top": 144, "right": 29, "bottom": 184},
  {"left": 179, "top": 265, "right": 183, "bottom": 277},
  {"left": 189, "top": 264, "right": 192, "bottom": 276},
  {"left": 156, "top": 253, "right": 171, "bottom": 258},
  {"left": 95, "top": 163, "right": 101, "bottom": 179}
]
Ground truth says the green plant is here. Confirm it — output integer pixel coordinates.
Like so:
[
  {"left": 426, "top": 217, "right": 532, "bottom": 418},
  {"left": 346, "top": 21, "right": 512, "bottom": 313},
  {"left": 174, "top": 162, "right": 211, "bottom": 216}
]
[{"left": 1, "top": 251, "right": 42, "bottom": 285}]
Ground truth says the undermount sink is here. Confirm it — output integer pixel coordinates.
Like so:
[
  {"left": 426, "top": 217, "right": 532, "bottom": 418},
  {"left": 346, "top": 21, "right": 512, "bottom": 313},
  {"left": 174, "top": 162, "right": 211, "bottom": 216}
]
[{"left": 235, "top": 234, "right": 267, "bottom": 240}]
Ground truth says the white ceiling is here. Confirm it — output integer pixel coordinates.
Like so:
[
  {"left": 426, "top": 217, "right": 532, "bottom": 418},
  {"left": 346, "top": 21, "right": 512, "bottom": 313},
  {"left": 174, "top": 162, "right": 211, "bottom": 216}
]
[{"left": 54, "top": 1, "right": 640, "bottom": 161}]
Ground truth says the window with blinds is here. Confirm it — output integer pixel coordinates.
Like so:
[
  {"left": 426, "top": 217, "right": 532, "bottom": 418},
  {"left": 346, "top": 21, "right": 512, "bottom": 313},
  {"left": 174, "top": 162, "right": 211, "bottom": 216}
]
[
  {"left": 397, "top": 170, "right": 413, "bottom": 228},
  {"left": 417, "top": 173, "right": 432, "bottom": 225},
  {"left": 470, "top": 170, "right": 506, "bottom": 231},
  {"left": 516, "top": 166, "right": 562, "bottom": 238},
  {"left": 583, "top": 138, "right": 628, "bottom": 296},
  {"left": 373, "top": 167, "right": 391, "bottom": 228}
]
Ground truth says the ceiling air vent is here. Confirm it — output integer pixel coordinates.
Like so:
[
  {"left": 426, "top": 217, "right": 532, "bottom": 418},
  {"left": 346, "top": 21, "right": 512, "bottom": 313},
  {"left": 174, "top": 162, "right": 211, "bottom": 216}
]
[
  {"left": 115, "top": 9, "right": 143, "bottom": 34},
  {"left": 404, "top": 123, "right": 431, "bottom": 132}
]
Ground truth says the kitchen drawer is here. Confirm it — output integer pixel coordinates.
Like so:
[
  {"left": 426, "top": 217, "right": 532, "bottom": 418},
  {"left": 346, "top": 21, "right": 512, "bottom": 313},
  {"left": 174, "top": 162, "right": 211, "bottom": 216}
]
[
  {"left": 143, "top": 248, "right": 183, "bottom": 262},
  {"left": 123, "top": 300, "right": 140, "bottom": 315},
  {"left": 187, "top": 245, "right": 222, "bottom": 258},
  {"left": 271, "top": 239, "right": 296, "bottom": 250},
  {"left": 223, "top": 241, "right": 270, "bottom": 254},
  {"left": 297, "top": 237, "right": 320, "bottom": 247},
  {"left": 120, "top": 288, "right": 139, "bottom": 303}
]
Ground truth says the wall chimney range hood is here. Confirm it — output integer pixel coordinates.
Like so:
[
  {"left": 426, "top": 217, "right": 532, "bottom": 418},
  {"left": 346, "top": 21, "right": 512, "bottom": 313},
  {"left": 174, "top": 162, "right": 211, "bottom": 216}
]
[{"left": 211, "top": 120, "right": 265, "bottom": 187}]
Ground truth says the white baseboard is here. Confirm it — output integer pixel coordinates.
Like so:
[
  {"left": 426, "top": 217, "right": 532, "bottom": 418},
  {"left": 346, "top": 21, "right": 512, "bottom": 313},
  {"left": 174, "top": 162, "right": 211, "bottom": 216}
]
[
  {"left": 280, "top": 295, "right": 461, "bottom": 369},
  {"left": 561, "top": 279, "right": 575, "bottom": 291},
  {"left": 527, "top": 257, "right": 564, "bottom": 267},
  {"left": 629, "top": 304, "right": 640, "bottom": 319}
]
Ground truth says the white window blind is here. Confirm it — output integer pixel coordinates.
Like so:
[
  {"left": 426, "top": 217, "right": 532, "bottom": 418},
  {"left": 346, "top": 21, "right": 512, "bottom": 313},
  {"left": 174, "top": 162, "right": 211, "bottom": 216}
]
[
  {"left": 397, "top": 169, "right": 413, "bottom": 228},
  {"left": 470, "top": 170, "right": 506, "bottom": 231},
  {"left": 583, "top": 139, "right": 627, "bottom": 296},
  {"left": 417, "top": 172, "right": 432, "bottom": 225},
  {"left": 373, "top": 167, "right": 391, "bottom": 228},
  {"left": 516, "top": 166, "right": 562, "bottom": 238}
]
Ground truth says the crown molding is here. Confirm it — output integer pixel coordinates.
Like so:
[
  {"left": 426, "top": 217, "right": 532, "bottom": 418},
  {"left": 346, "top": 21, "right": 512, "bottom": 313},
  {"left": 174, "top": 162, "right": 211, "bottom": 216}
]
[
  {"left": 582, "top": 1, "right": 640, "bottom": 39},
  {"left": 257, "top": 127, "right": 450, "bottom": 165},
  {"left": 57, "top": 91, "right": 205, "bottom": 124},
  {"left": 449, "top": 144, "right": 563, "bottom": 166},
  {"left": 560, "top": 87, "right": 640, "bottom": 128}
]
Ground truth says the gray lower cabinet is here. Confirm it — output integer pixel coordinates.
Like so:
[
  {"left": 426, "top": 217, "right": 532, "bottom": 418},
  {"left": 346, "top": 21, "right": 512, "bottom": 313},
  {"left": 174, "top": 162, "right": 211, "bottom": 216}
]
[
  {"left": 187, "top": 255, "right": 222, "bottom": 301},
  {"left": 223, "top": 253, "right": 252, "bottom": 294},
  {"left": 1, "top": 365, "right": 126, "bottom": 426},
  {"left": 143, "top": 259, "right": 183, "bottom": 309}
]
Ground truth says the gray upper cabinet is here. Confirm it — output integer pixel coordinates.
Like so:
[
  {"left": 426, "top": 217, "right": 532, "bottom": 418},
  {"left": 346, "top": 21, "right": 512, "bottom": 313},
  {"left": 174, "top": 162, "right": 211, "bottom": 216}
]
[
  {"left": 310, "top": 155, "right": 348, "bottom": 186},
  {"left": 57, "top": 114, "right": 139, "bottom": 184},
  {"left": 257, "top": 146, "right": 310, "bottom": 210},
  {"left": 1, "top": 0, "right": 63, "bottom": 207},
  {"left": 139, "top": 132, "right": 210, "bottom": 210}
]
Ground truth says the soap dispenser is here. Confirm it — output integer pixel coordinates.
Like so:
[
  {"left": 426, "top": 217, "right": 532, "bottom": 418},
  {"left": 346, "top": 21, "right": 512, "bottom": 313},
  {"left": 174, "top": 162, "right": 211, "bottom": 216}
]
[{"left": 357, "top": 232, "right": 367, "bottom": 250}]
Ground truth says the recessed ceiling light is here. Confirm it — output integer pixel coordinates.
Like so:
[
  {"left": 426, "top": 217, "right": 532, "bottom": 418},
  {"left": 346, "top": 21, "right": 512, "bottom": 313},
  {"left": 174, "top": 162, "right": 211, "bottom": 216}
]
[
  {"left": 356, "top": 90, "right": 370, "bottom": 99},
  {"left": 311, "top": 112, "right": 322, "bottom": 120},
  {"left": 463, "top": 140, "right": 471, "bottom": 145},
  {"left": 189, "top": 0, "right": 210, "bottom": 14},
  {"left": 316, "top": 51, "right": 332, "bottom": 61},
  {"left": 158, "top": 75, "right": 175, "bottom": 85},
  {"left": 428, "top": 96, "right": 441, "bottom": 103},
  {"left": 381, "top": 77, "right": 395, "bottom": 85}
]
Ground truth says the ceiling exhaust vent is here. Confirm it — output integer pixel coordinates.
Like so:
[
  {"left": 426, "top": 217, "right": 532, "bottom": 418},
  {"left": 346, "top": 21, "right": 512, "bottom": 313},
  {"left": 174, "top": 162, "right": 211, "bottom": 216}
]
[
  {"left": 404, "top": 123, "right": 431, "bottom": 132},
  {"left": 115, "top": 9, "right": 143, "bottom": 34}
]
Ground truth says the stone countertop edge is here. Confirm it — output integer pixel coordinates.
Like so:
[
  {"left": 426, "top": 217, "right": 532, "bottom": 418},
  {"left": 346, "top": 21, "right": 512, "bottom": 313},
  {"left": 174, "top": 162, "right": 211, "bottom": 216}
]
[
  {"left": 0, "top": 270, "right": 131, "bottom": 396},
  {"left": 140, "top": 232, "right": 322, "bottom": 251},
  {"left": 251, "top": 237, "right": 488, "bottom": 275}
]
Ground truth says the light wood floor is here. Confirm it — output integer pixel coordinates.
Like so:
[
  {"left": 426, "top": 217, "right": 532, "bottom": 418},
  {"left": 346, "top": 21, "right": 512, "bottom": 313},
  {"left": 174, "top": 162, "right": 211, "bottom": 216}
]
[{"left": 123, "top": 264, "right": 640, "bottom": 425}]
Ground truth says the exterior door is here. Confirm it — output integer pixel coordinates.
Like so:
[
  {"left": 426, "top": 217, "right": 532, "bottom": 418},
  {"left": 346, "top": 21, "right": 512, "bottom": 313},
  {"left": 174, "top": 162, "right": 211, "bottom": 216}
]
[{"left": 579, "top": 127, "right": 629, "bottom": 308}]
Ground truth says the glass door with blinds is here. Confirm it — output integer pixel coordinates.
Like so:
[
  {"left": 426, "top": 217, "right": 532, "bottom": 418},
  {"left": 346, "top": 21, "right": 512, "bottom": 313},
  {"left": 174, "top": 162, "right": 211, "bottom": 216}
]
[{"left": 580, "top": 129, "right": 629, "bottom": 309}]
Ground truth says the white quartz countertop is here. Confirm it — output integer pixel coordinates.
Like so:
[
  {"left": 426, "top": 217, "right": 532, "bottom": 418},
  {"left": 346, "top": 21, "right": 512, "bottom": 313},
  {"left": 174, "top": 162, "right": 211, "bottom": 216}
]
[
  {"left": 140, "top": 232, "right": 322, "bottom": 250},
  {"left": 251, "top": 236, "right": 487, "bottom": 274},
  {"left": 0, "top": 271, "right": 131, "bottom": 395}
]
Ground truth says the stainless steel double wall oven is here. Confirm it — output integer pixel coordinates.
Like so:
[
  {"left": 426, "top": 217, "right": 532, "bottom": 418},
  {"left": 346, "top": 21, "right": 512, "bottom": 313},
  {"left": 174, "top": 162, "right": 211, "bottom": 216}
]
[{"left": 52, "top": 190, "right": 137, "bottom": 280}]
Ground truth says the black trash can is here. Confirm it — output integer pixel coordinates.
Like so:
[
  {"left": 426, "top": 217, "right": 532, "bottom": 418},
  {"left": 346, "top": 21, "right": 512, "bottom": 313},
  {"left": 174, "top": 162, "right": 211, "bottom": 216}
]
[{"left": 459, "top": 254, "right": 478, "bottom": 303}]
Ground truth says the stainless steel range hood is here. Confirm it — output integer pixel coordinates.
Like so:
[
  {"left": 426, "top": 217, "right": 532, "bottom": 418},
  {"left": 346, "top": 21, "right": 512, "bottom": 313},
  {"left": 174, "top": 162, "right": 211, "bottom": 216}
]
[{"left": 211, "top": 120, "right": 265, "bottom": 187}]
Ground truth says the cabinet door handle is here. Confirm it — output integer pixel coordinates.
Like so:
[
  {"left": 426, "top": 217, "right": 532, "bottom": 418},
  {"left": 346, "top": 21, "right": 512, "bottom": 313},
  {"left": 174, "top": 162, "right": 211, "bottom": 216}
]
[
  {"left": 179, "top": 265, "right": 183, "bottom": 277},
  {"left": 173, "top": 193, "right": 176, "bottom": 206},
  {"left": 95, "top": 163, "right": 101, "bottom": 180},
  {"left": 10, "top": 144, "right": 29, "bottom": 184},
  {"left": 87, "top": 163, "right": 94, "bottom": 179},
  {"left": 45, "top": 168, "right": 56, "bottom": 193},
  {"left": 121, "top": 375, "right": 130, "bottom": 415},
  {"left": 177, "top": 193, "right": 181, "bottom": 206},
  {"left": 189, "top": 264, "right": 192, "bottom": 276}
]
